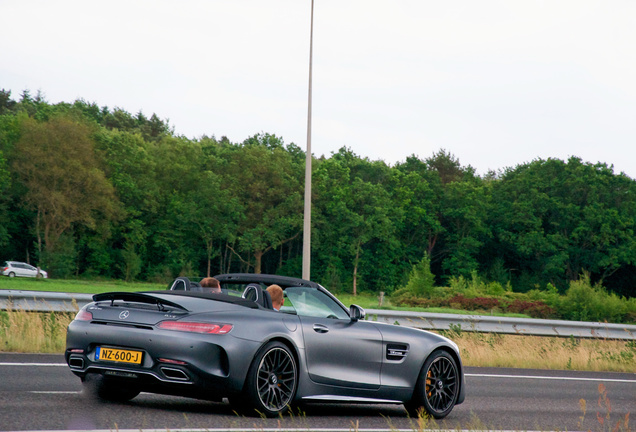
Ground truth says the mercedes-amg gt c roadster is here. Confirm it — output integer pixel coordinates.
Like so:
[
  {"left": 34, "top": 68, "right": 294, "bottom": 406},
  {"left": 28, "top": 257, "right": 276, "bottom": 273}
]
[{"left": 65, "top": 273, "right": 465, "bottom": 418}]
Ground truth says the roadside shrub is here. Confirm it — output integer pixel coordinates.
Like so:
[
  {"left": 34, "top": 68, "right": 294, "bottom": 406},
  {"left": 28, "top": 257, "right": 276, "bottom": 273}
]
[
  {"left": 449, "top": 271, "right": 510, "bottom": 297},
  {"left": 561, "top": 274, "right": 628, "bottom": 323},
  {"left": 441, "top": 294, "right": 501, "bottom": 312},
  {"left": 506, "top": 299, "right": 556, "bottom": 319},
  {"left": 403, "top": 253, "right": 436, "bottom": 297}
]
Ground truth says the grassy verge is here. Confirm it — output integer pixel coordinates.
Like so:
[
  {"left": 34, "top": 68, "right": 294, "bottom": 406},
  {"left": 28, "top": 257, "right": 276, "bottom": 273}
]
[
  {"left": 0, "top": 277, "right": 164, "bottom": 293},
  {"left": 0, "top": 309, "right": 75, "bottom": 353},
  {"left": 1, "top": 307, "right": 635, "bottom": 374},
  {"left": 448, "top": 331, "right": 636, "bottom": 373}
]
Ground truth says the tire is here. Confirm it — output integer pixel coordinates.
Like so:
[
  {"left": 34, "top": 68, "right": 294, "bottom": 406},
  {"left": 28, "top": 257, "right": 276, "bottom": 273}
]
[
  {"left": 36, "top": 273, "right": 43, "bottom": 279},
  {"left": 82, "top": 373, "right": 140, "bottom": 402},
  {"left": 405, "top": 349, "right": 459, "bottom": 419},
  {"left": 241, "top": 341, "right": 297, "bottom": 417},
  {"left": 8, "top": 272, "right": 15, "bottom": 278}
]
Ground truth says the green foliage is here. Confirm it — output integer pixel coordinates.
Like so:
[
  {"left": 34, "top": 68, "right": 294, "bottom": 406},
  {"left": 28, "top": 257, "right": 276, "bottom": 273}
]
[
  {"left": 449, "top": 271, "right": 510, "bottom": 297},
  {"left": 40, "top": 233, "right": 78, "bottom": 279},
  {"left": 1, "top": 90, "right": 636, "bottom": 309},
  {"left": 560, "top": 273, "right": 630, "bottom": 323},
  {"left": 402, "top": 254, "right": 436, "bottom": 297}
]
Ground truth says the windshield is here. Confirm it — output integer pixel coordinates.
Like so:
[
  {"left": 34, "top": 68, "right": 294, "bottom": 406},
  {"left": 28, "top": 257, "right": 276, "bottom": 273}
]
[{"left": 283, "top": 287, "right": 349, "bottom": 319}]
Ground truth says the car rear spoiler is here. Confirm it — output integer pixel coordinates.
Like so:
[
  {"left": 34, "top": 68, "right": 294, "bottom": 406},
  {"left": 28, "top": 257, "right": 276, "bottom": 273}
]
[{"left": 93, "top": 292, "right": 189, "bottom": 312}]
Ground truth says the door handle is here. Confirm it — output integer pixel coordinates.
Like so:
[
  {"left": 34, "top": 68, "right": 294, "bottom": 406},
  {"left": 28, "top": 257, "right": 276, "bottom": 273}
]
[{"left": 312, "top": 324, "right": 329, "bottom": 333}]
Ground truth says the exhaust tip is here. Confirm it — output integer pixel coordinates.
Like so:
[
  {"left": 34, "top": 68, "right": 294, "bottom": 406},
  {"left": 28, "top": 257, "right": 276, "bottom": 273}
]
[
  {"left": 69, "top": 357, "right": 84, "bottom": 369},
  {"left": 161, "top": 367, "right": 189, "bottom": 381}
]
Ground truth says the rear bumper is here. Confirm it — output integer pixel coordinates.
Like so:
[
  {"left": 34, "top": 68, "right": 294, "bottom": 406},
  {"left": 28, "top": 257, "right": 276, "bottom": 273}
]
[{"left": 65, "top": 320, "right": 260, "bottom": 397}]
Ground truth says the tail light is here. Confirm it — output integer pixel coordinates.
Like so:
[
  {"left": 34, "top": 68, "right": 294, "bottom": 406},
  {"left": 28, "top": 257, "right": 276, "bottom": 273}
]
[
  {"left": 74, "top": 310, "right": 93, "bottom": 321},
  {"left": 157, "top": 321, "right": 232, "bottom": 334}
]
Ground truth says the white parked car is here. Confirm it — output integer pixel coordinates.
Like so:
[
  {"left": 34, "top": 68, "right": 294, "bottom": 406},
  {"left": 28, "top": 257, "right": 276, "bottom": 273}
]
[{"left": 1, "top": 261, "right": 48, "bottom": 278}]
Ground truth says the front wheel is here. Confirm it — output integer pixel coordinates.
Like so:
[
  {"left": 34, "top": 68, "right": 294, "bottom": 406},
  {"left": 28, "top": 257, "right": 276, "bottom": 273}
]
[
  {"left": 405, "top": 350, "right": 459, "bottom": 419},
  {"left": 241, "top": 341, "right": 297, "bottom": 417}
]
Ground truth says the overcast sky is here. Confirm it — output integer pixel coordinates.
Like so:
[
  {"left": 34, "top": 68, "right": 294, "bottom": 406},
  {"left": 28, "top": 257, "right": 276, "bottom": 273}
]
[{"left": 2, "top": 1, "right": 636, "bottom": 178}]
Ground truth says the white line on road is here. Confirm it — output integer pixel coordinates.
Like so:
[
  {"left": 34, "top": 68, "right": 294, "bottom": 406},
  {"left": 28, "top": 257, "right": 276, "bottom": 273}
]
[
  {"left": 0, "top": 362, "right": 67, "bottom": 366},
  {"left": 466, "top": 373, "right": 636, "bottom": 383}
]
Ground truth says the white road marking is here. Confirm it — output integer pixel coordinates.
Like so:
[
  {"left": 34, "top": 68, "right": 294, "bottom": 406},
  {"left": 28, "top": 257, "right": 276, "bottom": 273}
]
[
  {"left": 2, "top": 362, "right": 634, "bottom": 383},
  {"left": 0, "top": 362, "right": 67, "bottom": 366},
  {"left": 467, "top": 373, "right": 636, "bottom": 383}
]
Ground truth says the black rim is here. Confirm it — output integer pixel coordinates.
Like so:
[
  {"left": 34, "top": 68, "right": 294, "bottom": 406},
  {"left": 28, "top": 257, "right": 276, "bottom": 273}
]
[
  {"left": 425, "top": 356, "right": 457, "bottom": 414},
  {"left": 256, "top": 347, "right": 296, "bottom": 411}
]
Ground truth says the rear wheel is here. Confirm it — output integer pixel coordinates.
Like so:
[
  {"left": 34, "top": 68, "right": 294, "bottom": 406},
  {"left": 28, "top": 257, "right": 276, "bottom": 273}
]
[
  {"left": 241, "top": 341, "right": 297, "bottom": 417},
  {"left": 82, "top": 373, "right": 140, "bottom": 402},
  {"left": 8, "top": 272, "right": 15, "bottom": 278},
  {"left": 405, "top": 350, "right": 459, "bottom": 419}
]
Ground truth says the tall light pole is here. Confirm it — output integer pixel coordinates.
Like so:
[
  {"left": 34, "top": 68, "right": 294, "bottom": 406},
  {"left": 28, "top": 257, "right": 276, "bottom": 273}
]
[{"left": 302, "top": 0, "right": 314, "bottom": 280}]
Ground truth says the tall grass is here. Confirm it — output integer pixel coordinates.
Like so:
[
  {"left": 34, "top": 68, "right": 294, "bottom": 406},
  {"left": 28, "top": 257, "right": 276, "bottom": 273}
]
[
  {"left": 0, "top": 308, "right": 75, "bottom": 353},
  {"left": 449, "top": 331, "right": 636, "bottom": 373}
]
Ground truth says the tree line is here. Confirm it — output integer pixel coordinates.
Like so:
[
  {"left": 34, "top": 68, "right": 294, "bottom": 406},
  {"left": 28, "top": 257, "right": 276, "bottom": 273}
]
[{"left": 1, "top": 89, "right": 635, "bottom": 298}]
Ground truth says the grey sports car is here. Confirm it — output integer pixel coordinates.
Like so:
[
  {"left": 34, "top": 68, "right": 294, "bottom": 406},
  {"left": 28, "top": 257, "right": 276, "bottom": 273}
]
[{"left": 65, "top": 273, "right": 465, "bottom": 418}]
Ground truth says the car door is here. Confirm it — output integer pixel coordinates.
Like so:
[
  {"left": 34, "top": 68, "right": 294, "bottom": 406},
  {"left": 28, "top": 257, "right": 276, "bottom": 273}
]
[
  {"left": 24, "top": 263, "right": 37, "bottom": 277},
  {"left": 16, "top": 263, "right": 29, "bottom": 277},
  {"left": 286, "top": 287, "right": 383, "bottom": 390}
]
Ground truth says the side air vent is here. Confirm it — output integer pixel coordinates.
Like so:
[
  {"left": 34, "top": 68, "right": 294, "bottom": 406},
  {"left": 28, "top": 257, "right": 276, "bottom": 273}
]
[{"left": 386, "top": 343, "right": 409, "bottom": 361}]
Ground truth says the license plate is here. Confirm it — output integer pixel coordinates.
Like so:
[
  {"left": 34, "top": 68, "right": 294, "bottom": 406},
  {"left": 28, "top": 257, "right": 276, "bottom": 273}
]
[{"left": 95, "top": 347, "right": 143, "bottom": 364}]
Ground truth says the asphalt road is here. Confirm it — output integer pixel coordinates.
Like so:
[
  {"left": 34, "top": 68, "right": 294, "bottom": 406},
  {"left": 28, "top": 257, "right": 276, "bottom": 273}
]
[{"left": 0, "top": 353, "right": 634, "bottom": 431}]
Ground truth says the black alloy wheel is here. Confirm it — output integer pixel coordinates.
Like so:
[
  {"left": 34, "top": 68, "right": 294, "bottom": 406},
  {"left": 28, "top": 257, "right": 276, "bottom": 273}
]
[
  {"left": 243, "top": 341, "right": 297, "bottom": 417},
  {"left": 406, "top": 350, "right": 459, "bottom": 419}
]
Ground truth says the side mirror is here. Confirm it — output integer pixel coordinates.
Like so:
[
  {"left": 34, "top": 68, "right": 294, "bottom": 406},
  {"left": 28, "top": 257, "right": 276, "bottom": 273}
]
[{"left": 349, "top": 304, "right": 366, "bottom": 322}]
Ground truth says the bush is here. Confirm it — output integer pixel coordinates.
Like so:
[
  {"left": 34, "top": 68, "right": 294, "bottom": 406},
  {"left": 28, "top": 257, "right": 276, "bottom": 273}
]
[
  {"left": 440, "top": 294, "right": 501, "bottom": 312},
  {"left": 561, "top": 274, "right": 628, "bottom": 323},
  {"left": 506, "top": 299, "right": 556, "bottom": 319},
  {"left": 449, "top": 271, "right": 510, "bottom": 297},
  {"left": 403, "top": 253, "right": 435, "bottom": 297}
]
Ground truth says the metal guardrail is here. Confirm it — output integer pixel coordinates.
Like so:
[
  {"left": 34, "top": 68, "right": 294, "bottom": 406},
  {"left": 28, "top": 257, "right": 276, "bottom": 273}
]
[
  {"left": 0, "top": 290, "right": 92, "bottom": 312},
  {"left": 1, "top": 290, "right": 635, "bottom": 340},
  {"left": 365, "top": 309, "right": 636, "bottom": 340}
]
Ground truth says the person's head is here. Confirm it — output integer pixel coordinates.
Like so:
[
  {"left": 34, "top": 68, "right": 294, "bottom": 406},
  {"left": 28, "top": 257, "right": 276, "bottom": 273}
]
[
  {"left": 266, "top": 284, "right": 284, "bottom": 310},
  {"left": 200, "top": 277, "right": 221, "bottom": 293}
]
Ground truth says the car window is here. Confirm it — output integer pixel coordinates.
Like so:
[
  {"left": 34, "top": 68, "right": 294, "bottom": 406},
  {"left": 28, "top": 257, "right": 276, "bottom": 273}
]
[{"left": 284, "top": 287, "right": 349, "bottom": 319}]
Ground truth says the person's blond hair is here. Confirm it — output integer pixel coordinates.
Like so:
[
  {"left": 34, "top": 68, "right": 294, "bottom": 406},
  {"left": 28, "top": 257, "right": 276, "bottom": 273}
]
[
  {"left": 266, "top": 284, "right": 284, "bottom": 309},
  {"left": 200, "top": 277, "right": 221, "bottom": 291}
]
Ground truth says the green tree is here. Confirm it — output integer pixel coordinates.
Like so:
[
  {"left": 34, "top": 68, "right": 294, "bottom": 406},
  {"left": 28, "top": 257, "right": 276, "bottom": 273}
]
[
  {"left": 222, "top": 134, "right": 304, "bottom": 274},
  {"left": 488, "top": 157, "right": 636, "bottom": 293},
  {"left": 11, "top": 114, "right": 120, "bottom": 274},
  {"left": 314, "top": 148, "right": 395, "bottom": 295}
]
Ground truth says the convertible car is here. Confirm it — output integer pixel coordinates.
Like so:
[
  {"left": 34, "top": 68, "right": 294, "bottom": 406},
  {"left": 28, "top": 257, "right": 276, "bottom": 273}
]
[{"left": 65, "top": 274, "right": 465, "bottom": 418}]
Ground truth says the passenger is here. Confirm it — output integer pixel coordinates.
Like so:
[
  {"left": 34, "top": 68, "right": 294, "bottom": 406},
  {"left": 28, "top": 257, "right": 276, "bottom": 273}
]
[
  {"left": 200, "top": 277, "right": 221, "bottom": 293},
  {"left": 266, "top": 284, "right": 284, "bottom": 311}
]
